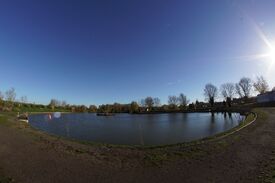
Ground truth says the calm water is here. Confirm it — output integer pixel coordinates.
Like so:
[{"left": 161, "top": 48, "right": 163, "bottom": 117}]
[{"left": 29, "top": 112, "right": 244, "bottom": 145}]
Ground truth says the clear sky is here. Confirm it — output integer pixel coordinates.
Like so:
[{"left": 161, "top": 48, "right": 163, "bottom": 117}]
[{"left": 0, "top": 0, "right": 275, "bottom": 106}]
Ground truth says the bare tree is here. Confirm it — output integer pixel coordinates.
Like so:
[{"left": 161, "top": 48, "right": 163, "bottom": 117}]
[
  {"left": 144, "top": 97, "right": 154, "bottom": 110},
  {"left": 0, "top": 91, "right": 3, "bottom": 109},
  {"left": 20, "top": 96, "right": 28, "bottom": 103},
  {"left": 49, "top": 99, "right": 59, "bottom": 110},
  {"left": 204, "top": 83, "right": 218, "bottom": 107},
  {"left": 220, "top": 83, "right": 235, "bottom": 100},
  {"left": 168, "top": 95, "right": 178, "bottom": 106},
  {"left": 130, "top": 101, "right": 139, "bottom": 113},
  {"left": 168, "top": 95, "right": 179, "bottom": 110},
  {"left": 109, "top": 103, "right": 120, "bottom": 113},
  {"left": 178, "top": 93, "right": 189, "bottom": 107},
  {"left": 5, "top": 88, "right": 16, "bottom": 103},
  {"left": 0, "top": 91, "right": 3, "bottom": 101},
  {"left": 237, "top": 77, "right": 253, "bottom": 97},
  {"left": 61, "top": 100, "right": 67, "bottom": 107},
  {"left": 235, "top": 83, "right": 243, "bottom": 98},
  {"left": 88, "top": 105, "right": 97, "bottom": 113},
  {"left": 153, "top": 97, "right": 161, "bottom": 107},
  {"left": 140, "top": 99, "right": 146, "bottom": 107},
  {"left": 253, "top": 76, "right": 269, "bottom": 94}
]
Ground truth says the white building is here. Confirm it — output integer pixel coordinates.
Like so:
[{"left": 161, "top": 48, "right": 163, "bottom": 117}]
[{"left": 257, "top": 91, "right": 275, "bottom": 103}]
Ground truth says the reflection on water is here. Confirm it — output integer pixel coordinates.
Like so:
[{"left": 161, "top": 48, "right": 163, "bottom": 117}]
[{"left": 29, "top": 112, "right": 244, "bottom": 145}]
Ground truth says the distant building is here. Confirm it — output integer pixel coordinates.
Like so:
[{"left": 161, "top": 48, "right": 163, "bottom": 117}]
[{"left": 257, "top": 91, "right": 275, "bottom": 103}]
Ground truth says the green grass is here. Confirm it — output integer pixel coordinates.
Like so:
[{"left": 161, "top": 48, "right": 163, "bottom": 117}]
[
  {"left": 251, "top": 108, "right": 275, "bottom": 183},
  {"left": 0, "top": 168, "right": 14, "bottom": 183},
  {"left": 0, "top": 177, "right": 14, "bottom": 183},
  {"left": 0, "top": 116, "right": 7, "bottom": 123},
  {"left": 143, "top": 152, "right": 169, "bottom": 167},
  {"left": 143, "top": 146, "right": 207, "bottom": 167},
  {"left": 264, "top": 159, "right": 275, "bottom": 183},
  {"left": 217, "top": 140, "right": 228, "bottom": 148},
  {"left": 0, "top": 113, "right": 14, "bottom": 126},
  {"left": 252, "top": 108, "right": 268, "bottom": 121},
  {"left": 14, "top": 107, "right": 71, "bottom": 113}
]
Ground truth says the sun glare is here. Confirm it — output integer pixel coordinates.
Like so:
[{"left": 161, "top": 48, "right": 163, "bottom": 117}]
[
  {"left": 269, "top": 47, "right": 275, "bottom": 63},
  {"left": 265, "top": 45, "right": 275, "bottom": 75}
]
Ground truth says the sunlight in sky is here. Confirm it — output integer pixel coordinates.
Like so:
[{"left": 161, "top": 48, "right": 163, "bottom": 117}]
[
  {"left": 268, "top": 47, "right": 275, "bottom": 63},
  {"left": 267, "top": 47, "right": 275, "bottom": 84},
  {"left": 245, "top": 14, "right": 275, "bottom": 85},
  {"left": 262, "top": 45, "right": 275, "bottom": 86},
  {"left": 262, "top": 42, "right": 275, "bottom": 76}
]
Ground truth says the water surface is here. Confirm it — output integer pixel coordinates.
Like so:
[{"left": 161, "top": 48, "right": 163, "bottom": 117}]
[{"left": 29, "top": 112, "right": 243, "bottom": 145}]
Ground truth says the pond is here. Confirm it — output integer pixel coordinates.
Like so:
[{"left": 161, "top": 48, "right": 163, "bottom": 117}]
[{"left": 29, "top": 112, "right": 244, "bottom": 146}]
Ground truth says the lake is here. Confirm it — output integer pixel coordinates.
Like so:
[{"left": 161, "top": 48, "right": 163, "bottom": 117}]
[{"left": 29, "top": 112, "right": 244, "bottom": 146}]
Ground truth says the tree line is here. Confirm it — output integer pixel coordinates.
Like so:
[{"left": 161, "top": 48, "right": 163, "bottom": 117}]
[
  {"left": 0, "top": 75, "right": 274, "bottom": 113},
  {"left": 204, "top": 76, "right": 271, "bottom": 107}
]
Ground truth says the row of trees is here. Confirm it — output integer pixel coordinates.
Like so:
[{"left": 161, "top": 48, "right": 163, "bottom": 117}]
[
  {"left": 1, "top": 75, "right": 275, "bottom": 113},
  {"left": 0, "top": 88, "right": 24, "bottom": 111},
  {"left": 0, "top": 88, "right": 29, "bottom": 104},
  {"left": 138, "top": 94, "right": 189, "bottom": 112},
  {"left": 48, "top": 99, "right": 98, "bottom": 113},
  {"left": 49, "top": 99, "right": 68, "bottom": 110},
  {"left": 204, "top": 76, "right": 272, "bottom": 107},
  {"left": 0, "top": 88, "right": 17, "bottom": 103},
  {"left": 93, "top": 94, "right": 190, "bottom": 114}
]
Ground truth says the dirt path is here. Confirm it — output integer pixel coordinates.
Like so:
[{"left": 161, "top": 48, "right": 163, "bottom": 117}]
[{"left": 0, "top": 108, "right": 274, "bottom": 183}]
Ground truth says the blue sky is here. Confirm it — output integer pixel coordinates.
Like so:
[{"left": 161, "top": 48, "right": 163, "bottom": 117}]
[{"left": 0, "top": 0, "right": 275, "bottom": 105}]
